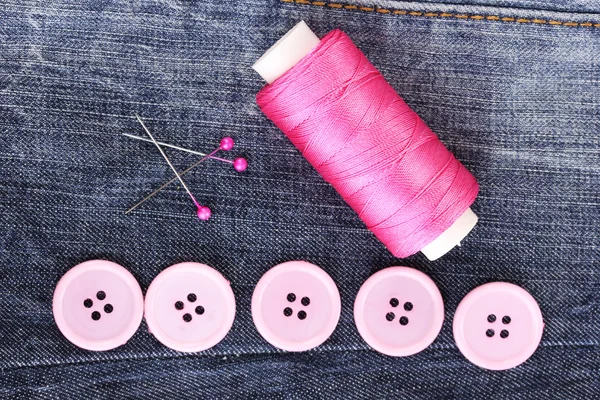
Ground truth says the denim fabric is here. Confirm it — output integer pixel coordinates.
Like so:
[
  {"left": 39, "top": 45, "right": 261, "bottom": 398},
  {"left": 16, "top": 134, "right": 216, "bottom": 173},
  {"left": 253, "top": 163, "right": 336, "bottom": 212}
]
[
  {"left": 371, "top": 0, "right": 600, "bottom": 14},
  {"left": 1, "top": 0, "right": 599, "bottom": 398}
]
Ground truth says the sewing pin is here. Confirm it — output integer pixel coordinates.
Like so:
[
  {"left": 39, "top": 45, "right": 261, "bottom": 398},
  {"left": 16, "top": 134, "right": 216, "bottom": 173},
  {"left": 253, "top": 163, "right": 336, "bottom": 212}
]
[
  {"left": 122, "top": 133, "right": 236, "bottom": 165},
  {"left": 135, "top": 114, "right": 212, "bottom": 220}
]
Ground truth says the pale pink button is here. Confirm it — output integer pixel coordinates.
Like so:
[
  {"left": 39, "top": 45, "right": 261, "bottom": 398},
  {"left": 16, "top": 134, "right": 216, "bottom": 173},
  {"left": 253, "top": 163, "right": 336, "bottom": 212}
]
[
  {"left": 144, "top": 262, "right": 235, "bottom": 352},
  {"left": 53, "top": 260, "right": 144, "bottom": 351},
  {"left": 252, "top": 261, "right": 341, "bottom": 351},
  {"left": 354, "top": 266, "right": 444, "bottom": 356},
  {"left": 453, "top": 282, "right": 544, "bottom": 370}
]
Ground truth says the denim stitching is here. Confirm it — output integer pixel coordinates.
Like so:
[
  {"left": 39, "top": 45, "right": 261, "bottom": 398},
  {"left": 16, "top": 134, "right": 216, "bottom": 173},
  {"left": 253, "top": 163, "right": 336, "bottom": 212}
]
[{"left": 281, "top": 0, "right": 600, "bottom": 28}]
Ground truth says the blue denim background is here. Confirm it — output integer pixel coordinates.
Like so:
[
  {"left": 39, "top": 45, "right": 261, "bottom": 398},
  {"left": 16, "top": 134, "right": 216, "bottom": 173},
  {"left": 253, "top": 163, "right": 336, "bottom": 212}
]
[
  {"left": 376, "top": 0, "right": 600, "bottom": 13},
  {"left": 1, "top": 0, "right": 599, "bottom": 398}
]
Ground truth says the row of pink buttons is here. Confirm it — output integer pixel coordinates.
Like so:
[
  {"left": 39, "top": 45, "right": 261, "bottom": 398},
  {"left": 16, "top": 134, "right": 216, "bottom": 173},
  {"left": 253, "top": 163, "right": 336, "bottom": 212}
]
[{"left": 53, "top": 260, "right": 543, "bottom": 370}]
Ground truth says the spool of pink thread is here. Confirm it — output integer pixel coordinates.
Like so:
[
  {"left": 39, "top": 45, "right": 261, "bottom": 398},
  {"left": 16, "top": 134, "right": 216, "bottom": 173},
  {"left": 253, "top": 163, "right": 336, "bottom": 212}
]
[{"left": 253, "top": 22, "right": 479, "bottom": 260}]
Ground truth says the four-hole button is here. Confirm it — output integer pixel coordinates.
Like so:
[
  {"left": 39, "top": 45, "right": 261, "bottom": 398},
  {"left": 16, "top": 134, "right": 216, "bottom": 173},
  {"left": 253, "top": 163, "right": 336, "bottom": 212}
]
[
  {"left": 144, "top": 262, "right": 236, "bottom": 353},
  {"left": 354, "top": 266, "right": 444, "bottom": 357},
  {"left": 453, "top": 282, "right": 544, "bottom": 370},
  {"left": 53, "top": 260, "right": 144, "bottom": 351},
  {"left": 252, "top": 261, "right": 341, "bottom": 352}
]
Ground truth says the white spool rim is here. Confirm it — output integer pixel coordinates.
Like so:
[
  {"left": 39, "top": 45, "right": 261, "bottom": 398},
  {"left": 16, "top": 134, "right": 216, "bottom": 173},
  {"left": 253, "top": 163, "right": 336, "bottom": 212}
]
[{"left": 252, "top": 21, "right": 320, "bottom": 84}]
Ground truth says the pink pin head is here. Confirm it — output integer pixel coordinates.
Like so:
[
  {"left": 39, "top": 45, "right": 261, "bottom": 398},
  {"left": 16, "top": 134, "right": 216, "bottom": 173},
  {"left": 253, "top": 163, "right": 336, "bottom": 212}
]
[
  {"left": 233, "top": 157, "right": 248, "bottom": 172},
  {"left": 220, "top": 137, "right": 234, "bottom": 151},
  {"left": 197, "top": 206, "right": 212, "bottom": 220}
]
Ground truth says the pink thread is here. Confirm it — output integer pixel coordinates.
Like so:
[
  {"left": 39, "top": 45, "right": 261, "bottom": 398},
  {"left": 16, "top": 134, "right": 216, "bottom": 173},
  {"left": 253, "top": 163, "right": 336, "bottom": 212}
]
[{"left": 257, "top": 30, "right": 479, "bottom": 257}]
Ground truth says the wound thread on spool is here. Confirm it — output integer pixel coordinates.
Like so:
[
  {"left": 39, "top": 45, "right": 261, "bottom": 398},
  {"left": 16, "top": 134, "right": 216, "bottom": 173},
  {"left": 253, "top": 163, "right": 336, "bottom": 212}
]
[{"left": 255, "top": 24, "right": 479, "bottom": 259}]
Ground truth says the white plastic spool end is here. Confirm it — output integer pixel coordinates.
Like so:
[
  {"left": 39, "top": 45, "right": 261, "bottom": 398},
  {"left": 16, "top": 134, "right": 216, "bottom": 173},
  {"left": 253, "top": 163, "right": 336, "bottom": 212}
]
[
  {"left": 252, "top": 21, "right": 320, "bottom": 84},
  {"left": 254, "top": 21, "right": 478, "bottom": 261},
  {"left": 420, "top": 208, "right": 478, "bottom": 261}
]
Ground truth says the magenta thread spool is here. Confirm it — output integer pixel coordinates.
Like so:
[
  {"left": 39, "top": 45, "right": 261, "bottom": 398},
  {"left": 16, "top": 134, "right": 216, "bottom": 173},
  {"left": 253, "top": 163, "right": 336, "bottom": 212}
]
[{"left": 253, "top": 21, "right": 479, "bottom": 260}]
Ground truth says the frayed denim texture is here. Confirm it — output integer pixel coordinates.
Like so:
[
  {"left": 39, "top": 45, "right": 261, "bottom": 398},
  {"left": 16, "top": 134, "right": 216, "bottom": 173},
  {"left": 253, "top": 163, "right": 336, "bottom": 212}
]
[{"left": 0, "top": 0, "right": 599, "bottom": 398}]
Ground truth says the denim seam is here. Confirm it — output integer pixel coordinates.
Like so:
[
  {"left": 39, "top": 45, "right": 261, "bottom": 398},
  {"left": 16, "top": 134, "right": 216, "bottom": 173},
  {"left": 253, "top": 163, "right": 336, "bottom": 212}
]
[
  {"left": 2, "top": 343, "right": 598, "bottom": 373},
  {"left": 281, "top": 0, "right": 600, "bottom": 28}
]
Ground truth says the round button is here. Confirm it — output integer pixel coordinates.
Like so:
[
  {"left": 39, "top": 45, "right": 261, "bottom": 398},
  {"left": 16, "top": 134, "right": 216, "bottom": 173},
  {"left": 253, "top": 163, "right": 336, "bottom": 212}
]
[
  {"left": 144, "top": 262, "right": 235, "bottom": 352},
  {"left": 53, "top": 260, "right": 144, "bottom": 351},
  {"left": 354, "top": 267, "right": 444, "bottom": 357},
  {"left": 251, "top": 261, "right": 341, "bottom": 351},
  {"left": 453, "top": 282, "right": 544, "bottom": 370}
]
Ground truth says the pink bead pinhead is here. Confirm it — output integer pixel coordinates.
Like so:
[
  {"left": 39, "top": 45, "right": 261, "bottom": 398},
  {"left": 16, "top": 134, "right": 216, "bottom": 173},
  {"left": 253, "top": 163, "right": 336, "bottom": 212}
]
[
  {"left": 220, "top": 137, "right": 234, "bottom": 151},
  {"left": 197, "top": 205, "right": 212, "bottom": 221},
  {"left": 233, "top": 157, "right": 248, "bottom": 172},
  {"left": 219, "top": 137, "right": 248, "bottom": 172}
]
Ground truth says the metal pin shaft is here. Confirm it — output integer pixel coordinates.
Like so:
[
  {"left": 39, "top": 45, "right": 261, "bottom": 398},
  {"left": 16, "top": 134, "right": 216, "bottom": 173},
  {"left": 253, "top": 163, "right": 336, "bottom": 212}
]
[
  {"left": 135, "top": 114, "right": 200, "bottom": 208},
  {"left": 122, "top": 133, "right": 232, "bottom": 163},
  {"left": 125, "top": 145, "right": 220, "bottom": 214}
]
